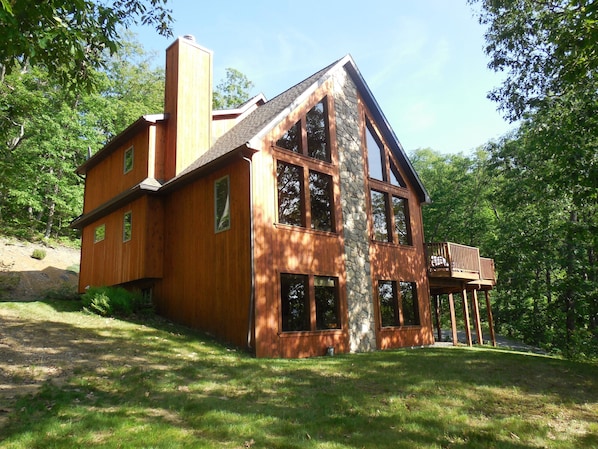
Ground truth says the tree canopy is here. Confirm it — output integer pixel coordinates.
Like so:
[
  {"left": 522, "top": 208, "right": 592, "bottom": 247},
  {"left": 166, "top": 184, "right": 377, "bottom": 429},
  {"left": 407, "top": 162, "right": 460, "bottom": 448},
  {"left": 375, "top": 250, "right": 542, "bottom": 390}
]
[{"left": 0, "top": 0, "right": 173, "bottom": 89}]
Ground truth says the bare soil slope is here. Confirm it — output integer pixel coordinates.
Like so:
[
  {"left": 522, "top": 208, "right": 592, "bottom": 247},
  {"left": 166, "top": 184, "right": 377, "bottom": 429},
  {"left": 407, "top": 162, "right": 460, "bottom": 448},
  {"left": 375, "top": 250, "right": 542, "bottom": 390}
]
[{"left": 0, "top": 237, "right": 80, "bottom": 301}]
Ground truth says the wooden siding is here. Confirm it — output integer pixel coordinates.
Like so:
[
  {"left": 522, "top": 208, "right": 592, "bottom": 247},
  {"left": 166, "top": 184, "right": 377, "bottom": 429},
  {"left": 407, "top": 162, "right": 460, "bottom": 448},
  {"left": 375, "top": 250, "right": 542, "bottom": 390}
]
[
  {"left": 252, "top": 82, "right": 350, "bottom": 358},
  {"left": 78, "top": 195, "right": 163, "bottom": 291},
  {"left": 360, "top": 98, "right": 435, "bottom": 350},
  {"left": 163, "top": 37, "right": 212, "bottom": 179},
  {"left": 83, "top": 128, "right": 153, "bottom": 213},
  {"left": 153, "top": 158, "right": 252, "bottom": 349}
]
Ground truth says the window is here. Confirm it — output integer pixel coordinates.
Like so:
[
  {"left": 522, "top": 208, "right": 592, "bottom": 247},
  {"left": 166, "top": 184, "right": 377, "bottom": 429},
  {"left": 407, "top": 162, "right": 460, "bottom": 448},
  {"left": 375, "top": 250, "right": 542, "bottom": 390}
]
[
  {"left": 123, "top": 211, "right": 132, "bottom": 242},
  {"left": 277, "top": 162, "right": 334, "bottom": 232},
  {"left": 378, "top": 280, "right": 420, "bottom": 327},
  {"left": 275, "top": 98, "right": 330, "bottom": 162},
  {"left": 124, "top": 146, "right": 134, "bottom": 173},
  {"left": 280, "top": 273, "right": 341, "bottom": 332},
  {"left": 392, "top": 196, "right": 411, "bottom": 245},
  {"left": 94, "top": 224, "right": 105, "bottom": 243},
  {"left": 365, "top": 117, "right": 411, "bottom": 245},
  {"left": 214, "top": 176, "right": 231, "bottom": 232}
]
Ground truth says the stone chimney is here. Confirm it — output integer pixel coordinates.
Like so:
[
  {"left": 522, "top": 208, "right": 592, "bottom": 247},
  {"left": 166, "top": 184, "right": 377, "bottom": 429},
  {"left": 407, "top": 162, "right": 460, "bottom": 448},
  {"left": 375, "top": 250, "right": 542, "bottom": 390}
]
[{"left": 163, "top": 36, "right": 213, "bottom": 179}]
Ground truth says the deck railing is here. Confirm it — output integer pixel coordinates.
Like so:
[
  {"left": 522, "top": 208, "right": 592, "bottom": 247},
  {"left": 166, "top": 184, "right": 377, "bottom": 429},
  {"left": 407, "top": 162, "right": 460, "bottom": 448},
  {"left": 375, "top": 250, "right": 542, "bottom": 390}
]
[
  {"left": 426, "top": 242, "right": 482, "bottom": 279},
  {"left": 480, "top": 257, "right": 496, "bottom": 282}
]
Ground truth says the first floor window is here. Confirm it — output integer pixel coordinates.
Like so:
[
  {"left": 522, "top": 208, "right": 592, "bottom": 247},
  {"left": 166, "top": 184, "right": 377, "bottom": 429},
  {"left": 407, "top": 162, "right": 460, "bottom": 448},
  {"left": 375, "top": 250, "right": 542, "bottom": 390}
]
[
  {"left": 94, "top": 224, "right": 105, "bottom": 243},
  {"left": 214, "top": 175, "right": 231, "bottom": 232},
  {"left": 280, "top": 273, "right": 340, "bottom": 332},
  {"left": 123, "top": 211, "right": 132, "bottom": 242},
  {"left": 378, "top": 280, "right": 420, "bottom": 327}
]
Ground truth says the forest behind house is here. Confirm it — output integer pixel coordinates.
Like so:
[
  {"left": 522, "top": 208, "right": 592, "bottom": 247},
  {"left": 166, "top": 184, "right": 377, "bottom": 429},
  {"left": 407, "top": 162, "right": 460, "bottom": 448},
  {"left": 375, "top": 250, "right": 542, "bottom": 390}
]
[{"left": 0, "top": 0, "right": 596, "bottom": 358}]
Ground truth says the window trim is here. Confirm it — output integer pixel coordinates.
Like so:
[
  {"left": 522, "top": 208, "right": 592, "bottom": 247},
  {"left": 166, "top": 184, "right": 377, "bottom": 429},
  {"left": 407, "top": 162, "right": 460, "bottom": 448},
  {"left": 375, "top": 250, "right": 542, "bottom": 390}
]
[
  {"left": 123, "top": 211, "right": 132, "bottom": 242},
  {"left": 94, "top": 224, "right": 106, "bottom": 243},
  {"left": 123, "top": 146, "right": 134, "bottom": 174},
  {"left": 214, "top": 175, "right": 231, "bottom": 233}
]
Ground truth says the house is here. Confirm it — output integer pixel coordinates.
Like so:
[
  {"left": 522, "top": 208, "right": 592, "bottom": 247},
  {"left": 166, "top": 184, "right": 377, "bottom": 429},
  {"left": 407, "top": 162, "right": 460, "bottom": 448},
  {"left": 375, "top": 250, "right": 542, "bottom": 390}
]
[{"left": 72, "top": 36, "right": 495, "bottom": 358}]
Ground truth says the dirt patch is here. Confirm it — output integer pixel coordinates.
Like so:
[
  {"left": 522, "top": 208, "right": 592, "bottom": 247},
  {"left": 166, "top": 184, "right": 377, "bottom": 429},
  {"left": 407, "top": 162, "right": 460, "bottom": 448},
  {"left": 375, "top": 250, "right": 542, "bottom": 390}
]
[{"left": 0, "top": 237, "right": 80, "bottom": 301}]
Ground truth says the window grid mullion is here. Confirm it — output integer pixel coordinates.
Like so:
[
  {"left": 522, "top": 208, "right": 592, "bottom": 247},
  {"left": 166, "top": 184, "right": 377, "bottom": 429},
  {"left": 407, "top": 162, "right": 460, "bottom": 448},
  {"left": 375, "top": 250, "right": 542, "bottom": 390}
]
[
  {"left": 308, "top": 275, "right": 316, "bottom": 331},
  {"left": 304, "top": 168, "right": 312, "bottom": 229}
]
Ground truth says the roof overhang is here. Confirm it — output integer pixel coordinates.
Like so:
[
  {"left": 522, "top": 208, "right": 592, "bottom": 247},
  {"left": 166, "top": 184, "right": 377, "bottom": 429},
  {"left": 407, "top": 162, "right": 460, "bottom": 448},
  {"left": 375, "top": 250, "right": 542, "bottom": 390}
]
[{"left": 76, "top": 114, "right": 168, "bottom": 176}]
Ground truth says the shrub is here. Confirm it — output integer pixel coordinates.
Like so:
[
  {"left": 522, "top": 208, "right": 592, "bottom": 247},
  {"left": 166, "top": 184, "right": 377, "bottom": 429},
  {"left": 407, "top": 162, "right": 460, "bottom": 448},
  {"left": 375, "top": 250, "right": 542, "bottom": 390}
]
[
  {"left": 81, "top": 286, "right": 143, "bottom": 317},
  {"left": 31, "top": 249, "right": 47, "bottom": 260}
]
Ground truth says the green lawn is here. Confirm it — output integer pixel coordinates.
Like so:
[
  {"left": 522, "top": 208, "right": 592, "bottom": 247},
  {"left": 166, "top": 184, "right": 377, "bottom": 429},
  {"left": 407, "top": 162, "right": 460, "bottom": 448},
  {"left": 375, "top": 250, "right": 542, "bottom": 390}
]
[{"left": 1, "top": 300, "right": 597, "bottom": 449}]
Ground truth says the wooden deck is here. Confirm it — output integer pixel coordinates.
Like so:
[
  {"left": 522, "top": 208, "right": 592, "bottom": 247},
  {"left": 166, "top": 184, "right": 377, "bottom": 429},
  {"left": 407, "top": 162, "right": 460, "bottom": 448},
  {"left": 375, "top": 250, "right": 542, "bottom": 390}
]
[
  {"left": 426, "top": 242, "right": 497, "bottom": 348},
  {"left": 426, "top": 242, "right": 496, "bottom": 293}
]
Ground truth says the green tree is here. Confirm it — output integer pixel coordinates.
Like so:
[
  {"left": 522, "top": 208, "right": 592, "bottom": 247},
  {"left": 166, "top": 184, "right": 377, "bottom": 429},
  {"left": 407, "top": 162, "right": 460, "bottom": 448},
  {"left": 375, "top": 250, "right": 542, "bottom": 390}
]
[
  {"left": 0, "top": 0, "right": 173, "bottom": 90},
  {"left": 410, "top": 148, "right": 497, "bottom": 251},
  {"left": 213, "top": 68, "right": 254, "bottom": 109},
  {"left": 471, "top": 0, "right": 598, "bottom": 120},
  {"left": 0, "top": 36, "right": 165, "bottom": 239}
]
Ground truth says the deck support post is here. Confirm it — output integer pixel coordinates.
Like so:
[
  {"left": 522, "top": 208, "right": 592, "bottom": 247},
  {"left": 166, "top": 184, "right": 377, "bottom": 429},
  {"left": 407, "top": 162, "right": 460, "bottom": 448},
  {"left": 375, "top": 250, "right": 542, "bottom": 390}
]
[
  {"left": 461, "top": 287, "right": 473, "bottom": 347},
  {"left": 433, "top": 295, "right": 442, "bottom": 342},
  {"left": 471, "top": 289, "right": 483, "bottom": 345},
  {"left": 448, "top": 293, "right": 458, "bottom": 346},
  {"left": 484, "top": 290, "right": 497, "bottom": 347}
]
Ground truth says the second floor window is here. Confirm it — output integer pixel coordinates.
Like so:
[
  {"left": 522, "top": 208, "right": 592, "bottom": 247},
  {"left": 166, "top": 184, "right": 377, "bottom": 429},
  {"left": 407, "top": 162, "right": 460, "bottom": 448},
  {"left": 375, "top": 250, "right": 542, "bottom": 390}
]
[
  {"left": 124, "top": 146, "right": 134, "bottom": 174},
  {"left": 365, "top": 116, "right": 412, "bottom": 245},
  {"left": 277, "top": 161, "right": 334, "bottom": 232}
]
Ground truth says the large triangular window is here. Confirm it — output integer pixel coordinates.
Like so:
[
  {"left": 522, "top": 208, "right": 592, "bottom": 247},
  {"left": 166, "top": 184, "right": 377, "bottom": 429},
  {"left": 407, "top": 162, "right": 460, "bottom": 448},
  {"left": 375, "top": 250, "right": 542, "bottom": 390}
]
[
  {"left": 365, "top": 119, "right": 405, "bottom": 187},
  {"left": 276, "top": 98, "right": 330, "bottom": 163}
]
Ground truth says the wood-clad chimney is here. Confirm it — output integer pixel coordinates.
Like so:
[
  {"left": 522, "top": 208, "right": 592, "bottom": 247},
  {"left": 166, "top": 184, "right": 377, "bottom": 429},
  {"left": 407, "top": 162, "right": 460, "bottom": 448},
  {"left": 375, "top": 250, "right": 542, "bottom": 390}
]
[{"left": 163, "top": 36, "right": 213, "bottom": 179}]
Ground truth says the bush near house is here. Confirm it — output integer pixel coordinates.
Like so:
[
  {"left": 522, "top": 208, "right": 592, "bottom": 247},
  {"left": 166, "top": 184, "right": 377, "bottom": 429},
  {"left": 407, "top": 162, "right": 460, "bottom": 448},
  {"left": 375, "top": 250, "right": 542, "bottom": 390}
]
[{"left": 81, "top": 286, "right": 143, "bottom": 317}]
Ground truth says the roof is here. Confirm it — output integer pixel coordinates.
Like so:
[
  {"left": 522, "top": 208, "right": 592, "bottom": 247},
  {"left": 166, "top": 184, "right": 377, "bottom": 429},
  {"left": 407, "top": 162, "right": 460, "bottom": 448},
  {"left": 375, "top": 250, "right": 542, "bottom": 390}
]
[{"left": 168, "top": 56, "right": 430, "bottom": 203}]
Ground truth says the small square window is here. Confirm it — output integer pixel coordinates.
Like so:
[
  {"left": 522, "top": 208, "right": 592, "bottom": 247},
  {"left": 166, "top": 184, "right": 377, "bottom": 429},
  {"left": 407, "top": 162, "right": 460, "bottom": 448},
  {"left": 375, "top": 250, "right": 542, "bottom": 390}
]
[
  {"left": 94, "top": 224, "right": 105, "bottom": 243},
  {"left": 215, "top": 175, "right": 231, "bottom": 232},
  {"left": 123, "top": 211, "right": 132, "bottom": 242},
  {"left": 124, "top": 146, "right": 134, "bottom": 173},
  {"left": 378, "top": 280, "right": 420, "bottom": 327}
]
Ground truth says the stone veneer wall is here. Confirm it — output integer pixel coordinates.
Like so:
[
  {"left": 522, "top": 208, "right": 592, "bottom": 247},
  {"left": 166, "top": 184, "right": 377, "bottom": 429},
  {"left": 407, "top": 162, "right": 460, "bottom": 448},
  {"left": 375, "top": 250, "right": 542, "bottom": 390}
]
[{"left": 333, "top": 69, "right": 377, "bottom": 352}]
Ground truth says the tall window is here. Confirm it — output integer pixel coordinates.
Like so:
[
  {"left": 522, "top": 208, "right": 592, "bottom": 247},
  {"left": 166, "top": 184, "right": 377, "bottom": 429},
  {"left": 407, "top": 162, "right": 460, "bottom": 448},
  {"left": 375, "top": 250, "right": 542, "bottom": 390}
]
[
  {"left": 378, "top": 280, "right": 420, "bottom": 327},
  {"left": 280, "top": 273, "right": 340, "bottom": 332},
  {"left": 214, "top": 175, "right": 231, "bottom": 232},
  {"left": 124, "top": 146, "right": 134, "bottom": 174},
  {"left": 123, "top": 211, "right": 132, "bottom": 242},
  {"left": 275, "top": 97, "right": 336, "bottom": 232},
  {"left": 365, "top": 117, "right": 411, "bottom": 245}
]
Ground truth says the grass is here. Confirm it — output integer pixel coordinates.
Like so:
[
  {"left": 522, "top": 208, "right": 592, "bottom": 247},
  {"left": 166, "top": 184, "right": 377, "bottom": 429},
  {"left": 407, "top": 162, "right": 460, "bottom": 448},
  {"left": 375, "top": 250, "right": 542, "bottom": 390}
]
[{"left": 1, "top": 300, "right": 597, "bottom": 449}]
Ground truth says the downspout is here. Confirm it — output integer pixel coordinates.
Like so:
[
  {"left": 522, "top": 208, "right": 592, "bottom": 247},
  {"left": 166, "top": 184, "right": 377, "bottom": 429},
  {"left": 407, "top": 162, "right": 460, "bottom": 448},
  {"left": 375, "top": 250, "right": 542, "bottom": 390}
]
[{"left": 242, "top": 154, "right": 255, "bottom": 350}]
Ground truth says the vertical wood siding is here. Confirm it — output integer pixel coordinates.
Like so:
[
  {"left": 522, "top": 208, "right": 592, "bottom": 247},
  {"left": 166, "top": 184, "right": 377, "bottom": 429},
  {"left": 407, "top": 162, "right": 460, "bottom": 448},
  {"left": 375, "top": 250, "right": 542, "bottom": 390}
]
[
  {"left": 79, "top": 195, "right": 163, "bottom": 291},
  {"left": 154, "top": 158, "right": 252, "bottom": 349},
  {"left": 83, "top": 129, "right": 152, "bottom": 213}
]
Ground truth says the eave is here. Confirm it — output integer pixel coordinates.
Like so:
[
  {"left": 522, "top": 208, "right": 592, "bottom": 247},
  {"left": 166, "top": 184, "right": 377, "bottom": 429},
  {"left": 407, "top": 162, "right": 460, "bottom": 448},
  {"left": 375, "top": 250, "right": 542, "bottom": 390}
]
[{"left": 76, "top": 114, "right": 168, "bottom": 176}]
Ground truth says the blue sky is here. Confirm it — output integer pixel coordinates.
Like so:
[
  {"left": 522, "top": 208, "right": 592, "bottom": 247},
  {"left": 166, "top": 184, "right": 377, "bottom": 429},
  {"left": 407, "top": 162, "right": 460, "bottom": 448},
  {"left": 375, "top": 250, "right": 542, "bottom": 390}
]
[{"left": 133, "top": 0, "right": 514, "bottom": 155}]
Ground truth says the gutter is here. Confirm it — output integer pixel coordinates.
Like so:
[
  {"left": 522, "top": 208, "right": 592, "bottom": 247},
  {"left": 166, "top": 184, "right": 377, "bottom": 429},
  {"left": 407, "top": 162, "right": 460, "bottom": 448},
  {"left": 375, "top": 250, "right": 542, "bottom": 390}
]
[{"left": 242, "top": 153, "right": 256, "bottom": 350}]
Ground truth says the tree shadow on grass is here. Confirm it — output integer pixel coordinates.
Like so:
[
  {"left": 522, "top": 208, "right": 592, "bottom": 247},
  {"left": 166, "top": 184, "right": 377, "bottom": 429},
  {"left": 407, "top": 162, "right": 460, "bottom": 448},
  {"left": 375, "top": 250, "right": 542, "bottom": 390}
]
[{"left": 1, "top": 303, "right": 596, "bottom": 448}]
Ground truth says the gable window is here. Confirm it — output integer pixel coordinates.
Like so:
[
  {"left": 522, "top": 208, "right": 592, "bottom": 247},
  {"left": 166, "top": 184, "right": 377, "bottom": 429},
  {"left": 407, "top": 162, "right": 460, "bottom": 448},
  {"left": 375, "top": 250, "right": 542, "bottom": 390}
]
[
  {"left": 94, "top": 224, "right": 105, "bottom": 243},
  {"left": 365, "top": 117, "right": 411, "bottom": 245},
  {"left": 123, "top": 211, "right": 132, "bottom": 242},
  {"left": 123, "top": 146, "right": 134, "bottom": 174},
  {"left": 378, "top": 280, "right": 420, "bottom": 327},
  {"left": 280, "top": 273, "right": 340, "bottom": 332},
  {"left": 277, "top": 161, "right": 334, "bottom": 232},
  {"left": 214, "top": 175, "right": 231, "bottom": 232},
  {"left": 276, "top": 98, "right": 330, "bottom": 162}
]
